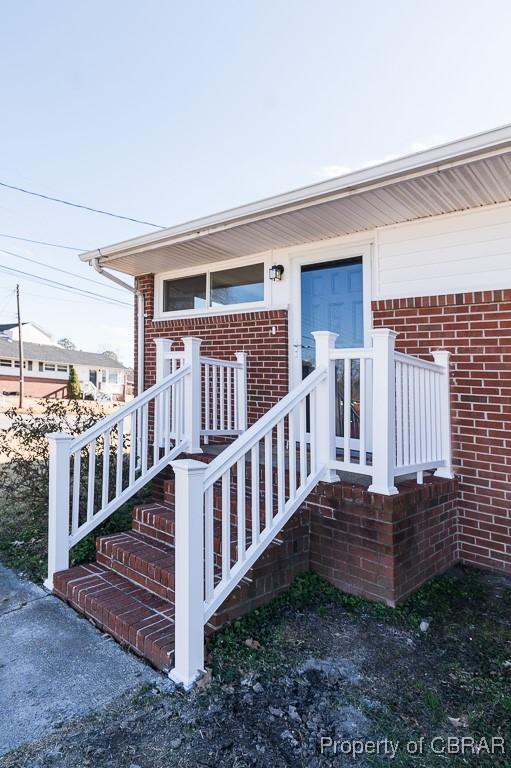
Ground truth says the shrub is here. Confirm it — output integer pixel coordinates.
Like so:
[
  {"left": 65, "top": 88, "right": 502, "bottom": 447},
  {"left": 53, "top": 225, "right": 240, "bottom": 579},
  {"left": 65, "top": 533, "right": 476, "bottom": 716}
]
[
  {"left": 67, "top": 365, "right": 81, "bottom": 399},
  {"left": 0, "top": 399, "right": 142, "bottom": 581}
]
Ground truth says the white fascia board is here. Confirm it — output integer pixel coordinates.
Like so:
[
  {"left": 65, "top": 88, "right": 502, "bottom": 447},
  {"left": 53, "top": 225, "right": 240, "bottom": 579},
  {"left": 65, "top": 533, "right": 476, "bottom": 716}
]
[{"left": 80, "top": 123, "right": 511, "bottom": 266}]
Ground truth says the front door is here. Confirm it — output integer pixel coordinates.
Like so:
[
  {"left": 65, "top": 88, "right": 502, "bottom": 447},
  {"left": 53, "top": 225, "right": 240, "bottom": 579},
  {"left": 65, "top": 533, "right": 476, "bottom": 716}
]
[{"left": 299, "top": 256, "right": 365, "bottom": 445}]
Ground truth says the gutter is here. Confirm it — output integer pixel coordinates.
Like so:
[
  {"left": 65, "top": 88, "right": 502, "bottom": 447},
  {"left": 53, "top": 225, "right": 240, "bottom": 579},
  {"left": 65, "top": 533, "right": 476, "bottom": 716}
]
[{"left": 93, "top": 255, "right": 145, "bottom": 396}]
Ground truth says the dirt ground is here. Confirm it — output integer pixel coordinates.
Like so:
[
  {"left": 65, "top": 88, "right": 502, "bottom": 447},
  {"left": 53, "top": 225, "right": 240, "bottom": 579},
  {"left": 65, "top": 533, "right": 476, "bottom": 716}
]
[{"left": 1, "top": 566, "right": 510, "bottom": 768}]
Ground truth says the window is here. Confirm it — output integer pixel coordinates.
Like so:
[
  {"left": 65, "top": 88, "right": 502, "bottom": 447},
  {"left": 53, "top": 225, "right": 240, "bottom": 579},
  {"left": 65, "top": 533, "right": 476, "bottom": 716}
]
[
  {"left": 108, "top": 371, "right": 119, "bottom": 384},
  {"left": 27, "top": 360, "right": 32, "bottom": 371},
  {"left": 57, "top": 365, "right": 68, "bottom": 373},
  {"left": 161, "top": 262, "right": 265, "bottom": 314},
  {"left": 44, "top": 363, "right": 56, "bottom": 372},
  {"left": 0, "top": 359, "right": 11, "bottom": 368},
  {"left": 210, "top": 264, "right": 264, "bottom": 306},
  {"left": 163, "top": 274, "right": 207, "bottom": 312}
]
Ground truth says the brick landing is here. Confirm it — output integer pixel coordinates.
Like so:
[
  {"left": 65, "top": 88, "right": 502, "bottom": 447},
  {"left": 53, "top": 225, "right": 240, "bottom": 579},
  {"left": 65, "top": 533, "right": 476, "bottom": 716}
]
[{"left": 54, "top": 472, "right": 458, "bottom": 672}]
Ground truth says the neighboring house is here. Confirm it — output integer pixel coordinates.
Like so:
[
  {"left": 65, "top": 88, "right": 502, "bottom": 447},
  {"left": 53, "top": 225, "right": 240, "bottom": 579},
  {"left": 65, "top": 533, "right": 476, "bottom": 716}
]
[
  {"left": 0, "top": 326, "right": 129, "bottom": 400},
  {"left": 48, "top": 125, "right": 511, "bottom": 686}
]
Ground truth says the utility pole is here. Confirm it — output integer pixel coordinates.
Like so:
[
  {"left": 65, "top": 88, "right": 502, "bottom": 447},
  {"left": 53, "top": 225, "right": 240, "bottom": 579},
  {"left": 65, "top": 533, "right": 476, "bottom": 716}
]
[{"left": 16, "top": 284, "right": 24, "bottom": 408}]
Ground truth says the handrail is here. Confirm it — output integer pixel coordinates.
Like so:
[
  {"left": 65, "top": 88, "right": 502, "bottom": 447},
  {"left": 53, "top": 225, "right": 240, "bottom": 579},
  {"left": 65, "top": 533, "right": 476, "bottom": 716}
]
[
  {"left": 200, "top": 356, "right": 243, "bottom": 369},
  {"left": 70, "top": 366, "right": 189, "bottom": 452},
  {"left": 203, "top": 366, "right": 327, "bottom": 488},
  {"left": 394, "top": 351, "right": 444, "bottom": 373}
]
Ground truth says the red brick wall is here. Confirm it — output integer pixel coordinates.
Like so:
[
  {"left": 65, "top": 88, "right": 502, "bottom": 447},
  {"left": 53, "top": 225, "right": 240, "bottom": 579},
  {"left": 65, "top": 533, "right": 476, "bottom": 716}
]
[
  {"left": 135, "top": 274, "right": 288, "bottom": 425},
  {"left": 307, "top": 476, "right": 458, "bottom": 605},
  {"left": 373, "top": 290, "right": 511, "bottom": 576}
]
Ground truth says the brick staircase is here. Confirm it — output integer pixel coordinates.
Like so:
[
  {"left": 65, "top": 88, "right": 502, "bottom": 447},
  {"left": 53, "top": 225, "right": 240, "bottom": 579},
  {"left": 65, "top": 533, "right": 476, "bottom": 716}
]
[{"left": 53, "top": 452, "right": 309, "bottom": 672}]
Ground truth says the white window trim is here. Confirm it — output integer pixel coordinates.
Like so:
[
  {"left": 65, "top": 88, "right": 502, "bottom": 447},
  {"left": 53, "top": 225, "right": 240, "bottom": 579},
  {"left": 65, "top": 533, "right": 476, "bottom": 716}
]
[{"left": 153, "top": 253, "right": 273, "bottom": 321}]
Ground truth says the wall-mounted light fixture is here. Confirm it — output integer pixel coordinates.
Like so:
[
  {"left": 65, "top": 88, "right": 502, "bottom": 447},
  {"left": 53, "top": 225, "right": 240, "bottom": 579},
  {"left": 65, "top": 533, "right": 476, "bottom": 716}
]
[{"left": 269, "top": 264, "right": 284, "bottom": 282}]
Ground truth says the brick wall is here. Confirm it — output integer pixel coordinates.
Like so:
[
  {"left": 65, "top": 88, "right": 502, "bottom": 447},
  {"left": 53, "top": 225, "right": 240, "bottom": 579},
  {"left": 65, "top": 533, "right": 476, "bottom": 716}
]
[
  {"left": 135, "top": 274, "right": 289, "bottom": 425},
  {"left": 373, "top": 290, "right": 511, "bottom": 576}
]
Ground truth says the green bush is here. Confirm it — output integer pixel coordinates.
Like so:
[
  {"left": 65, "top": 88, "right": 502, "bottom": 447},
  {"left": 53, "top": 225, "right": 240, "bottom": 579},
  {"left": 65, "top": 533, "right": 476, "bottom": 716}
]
[{"left": 67, "top": 365, "right": 81, "bottom": 399}]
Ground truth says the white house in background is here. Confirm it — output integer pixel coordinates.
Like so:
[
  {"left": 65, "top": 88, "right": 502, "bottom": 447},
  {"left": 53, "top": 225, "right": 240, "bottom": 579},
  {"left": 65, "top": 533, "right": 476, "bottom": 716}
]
[
  {"left": 0, "top": 322, "right": 129, "bottom": 400},
  {"left": 0, "top": 321, "right": 55, "bottom": 345}
]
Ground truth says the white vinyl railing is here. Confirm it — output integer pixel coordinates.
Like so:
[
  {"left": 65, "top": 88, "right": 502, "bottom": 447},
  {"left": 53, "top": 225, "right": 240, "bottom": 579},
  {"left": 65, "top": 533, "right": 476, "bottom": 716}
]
[
  {"left": 154, "top": 338, "right": 247, "bottom": 441},
  {"left": 169, "top": 361, "right": 330, "bottom": 688},
  {"left": 45, "top": 336, "right": 248, "bottom": 591},
  {"left": 44, "top": 364, "right": 190, "bottom": 591},
  {"left": 168, "top": 328, "right": 453, "bottom": 687}
]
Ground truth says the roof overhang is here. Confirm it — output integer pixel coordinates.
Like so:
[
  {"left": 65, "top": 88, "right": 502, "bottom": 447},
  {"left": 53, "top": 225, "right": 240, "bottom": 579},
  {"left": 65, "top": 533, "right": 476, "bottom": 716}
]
[{"left": 80, "top": 124, "right": 511, "bottom": 277}]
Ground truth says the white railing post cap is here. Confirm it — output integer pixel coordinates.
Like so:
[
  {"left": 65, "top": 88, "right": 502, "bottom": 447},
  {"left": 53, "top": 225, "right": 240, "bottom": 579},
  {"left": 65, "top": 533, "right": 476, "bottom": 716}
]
[
  {"left": 311, "top": 330, "right": 338, "bottom": 344},
  {"left": 432, "top": 349, "right": 451, "bottom": 363},
  {"left": 46, "top": 432, "right": 74, "bottom": 442},
  {"left": 171, "top": 458, "right": 208, "bottom": 475},
  {"left": 181, "top": 336, "right": 203, "bottom": 346},
  {"left": 370, "top": 328, "right": 399, "bottom": 340}
]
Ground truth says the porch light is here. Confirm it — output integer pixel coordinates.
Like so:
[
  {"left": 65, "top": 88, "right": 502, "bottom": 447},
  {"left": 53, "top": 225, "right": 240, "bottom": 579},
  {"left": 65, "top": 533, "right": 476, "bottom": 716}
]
[{"left": 269, "top": 264, "right": 284, "bottom": 282}]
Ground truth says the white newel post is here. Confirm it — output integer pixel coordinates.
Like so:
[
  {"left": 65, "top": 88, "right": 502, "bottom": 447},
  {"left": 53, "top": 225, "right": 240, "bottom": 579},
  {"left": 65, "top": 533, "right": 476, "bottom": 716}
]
[
  {"left": 432, "top": 350, "right": 455, "bottom": 479},
  {"left": 368, "top": 328, "right": 399, "bottom": 496},
  {"left": 44, "top": 432, "right": 74, "bottom": 591},
  {"left": 154, "top": 338, "right": 173, "bottom": 382},
  {"left": 312, "top": 331, "right": 339, "bottom": 483},
  {"left": 154, "top": 338, "right": 173, "bottom": 448},
  {"left": 182, "top": 336, "right": 203, "bottom": 454},
  {"left": 235, "top": 351, "right": 248, "bottom": 432},
  {"left": 169, "top": 459, "right": 208, "bottom": 689}
]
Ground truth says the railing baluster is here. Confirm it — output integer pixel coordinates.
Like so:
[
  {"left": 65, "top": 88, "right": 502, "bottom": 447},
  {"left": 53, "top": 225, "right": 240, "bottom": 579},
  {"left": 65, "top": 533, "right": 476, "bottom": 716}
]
[
  {"left": 205, "top": 484, "right": 214, "bottom": 600},
  {"left": 237, "top": 457, "right": 246, "bottom": 561},
  {"left": 205, "top": 364, "right": 210, "bottom": 433},
  {"left": 219, "top": 366, "right": 225, "bottom": 431},
  {"left": 101, "top": 431, "right": 110, "bottom": 509},
  {"left": 87, "top": 439, "right": 96, "bottom": 521},
  {"left": 359, "top": 357, "right": 366, "bottom": 467},
  {"left": 116, "top": 419, "right": 124, "bottom": 495},
  {"left": 212, "top": 365, "right": 218, "bottom": 431},
  {"left": 227, "top": 366, "right": 232, "bottom": 431},
  {"left": 276, "top": 419, "right": 285, "bottom": 515},
  {"left": 221, "top": 470, "right": 230, "bottom": 581},
  {"left": 402, "top": 363, "right": 409, "bottom": 467},
  {"left": 395, "top": 361, "right": 403, "bottom": 467},
  {"left": 164, "top": 387, "right": 171, "bottom": 455},
  {"left": 264, "top": 431, "right": 272, "bottom": 529},
  {"left": 299, "top": 398, "right": 307, "bottom": 487},
  {"left": 72, "top": 450, "right": 80, "bottom": 533},
  {"left": 343, "top": 358, "right": 351, "bottom": 464},
  {"left": 129, "top": 412, "right": 137, "bottom": 485},
  {"left": 413, "top": 367, "right": 420, "bottom": 465},
  {"left": 251, "top": 444, "right": 260, "bottom": 546},
  {"left": 141, "top": 403, "right": 148, "bottom": 473},
  {"left": 288, "top": 408, "right": 296, "bottom": 501},
  {"left": 153, "top": 393, "right": 160, "bottom": 465}
]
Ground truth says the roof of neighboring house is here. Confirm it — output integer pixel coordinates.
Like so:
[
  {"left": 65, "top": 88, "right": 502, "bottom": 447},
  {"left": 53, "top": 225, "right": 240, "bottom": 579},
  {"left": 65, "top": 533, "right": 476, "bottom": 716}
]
[
  {"left": 0, "top": 337, "right": 127, "bottom": 369},
  {"left": 0, "top": 323, "right": 18, "bottom": 333},
  {"left": 80, "top": 123, "right": 511, "bottom": 276}
]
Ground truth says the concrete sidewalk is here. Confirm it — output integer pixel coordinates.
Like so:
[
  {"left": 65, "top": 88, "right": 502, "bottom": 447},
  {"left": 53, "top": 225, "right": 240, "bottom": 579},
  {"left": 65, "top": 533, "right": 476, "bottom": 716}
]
[{"left": 0, "top": 564, "right": 161, "bottom": 757}]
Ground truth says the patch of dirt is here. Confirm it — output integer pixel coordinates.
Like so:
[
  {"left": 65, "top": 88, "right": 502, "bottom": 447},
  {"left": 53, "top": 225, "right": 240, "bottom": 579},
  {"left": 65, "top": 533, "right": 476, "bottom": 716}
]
[{"left": 2, "top": 566, "right": 510, "bottom": 768}]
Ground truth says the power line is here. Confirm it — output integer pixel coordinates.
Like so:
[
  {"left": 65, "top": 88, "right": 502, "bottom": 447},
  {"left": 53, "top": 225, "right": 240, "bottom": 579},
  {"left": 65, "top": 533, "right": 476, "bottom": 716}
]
[
  {"left": 0, "top": 263, "right": 132, "bottom": 308},
  {"left": 0, "top": 248, "right": 128, "bottom": 294},
  {"left": 0, "top": 180, "right": 166, "bottom": 229},
  {"left": 0, "top": 232, "right": 86, "bottom": 251}
]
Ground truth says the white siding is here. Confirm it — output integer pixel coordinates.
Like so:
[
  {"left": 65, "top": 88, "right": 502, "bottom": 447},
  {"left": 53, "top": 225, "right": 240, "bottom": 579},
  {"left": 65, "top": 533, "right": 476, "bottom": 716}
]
[{"left": 375, "top": 202, "right": 511, "bottom": 300}]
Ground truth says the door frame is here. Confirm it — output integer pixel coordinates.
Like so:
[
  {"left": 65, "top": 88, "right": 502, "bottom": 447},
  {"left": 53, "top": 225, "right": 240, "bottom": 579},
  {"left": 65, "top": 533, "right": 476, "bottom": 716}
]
[{"left": 288, "top": 240, "right": 373, "bottom": 390}]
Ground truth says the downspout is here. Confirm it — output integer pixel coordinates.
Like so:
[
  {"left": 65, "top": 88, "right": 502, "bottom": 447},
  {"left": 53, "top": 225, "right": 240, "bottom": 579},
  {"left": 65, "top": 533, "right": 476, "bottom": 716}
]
[{"left": 92, "top": 253, "right": 145, "bottom": 397}]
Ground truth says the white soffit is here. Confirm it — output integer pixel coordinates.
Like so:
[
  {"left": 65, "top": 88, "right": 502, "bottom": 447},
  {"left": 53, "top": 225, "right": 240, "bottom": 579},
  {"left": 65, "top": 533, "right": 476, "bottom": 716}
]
[{"left": 80, "top": 125, "right": 511, "bottom": 276}]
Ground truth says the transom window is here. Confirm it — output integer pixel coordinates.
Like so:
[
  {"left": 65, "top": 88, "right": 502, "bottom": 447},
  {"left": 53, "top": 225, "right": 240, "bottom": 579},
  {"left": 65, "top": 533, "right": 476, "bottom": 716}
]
[{"left": 161, "top": 263, "right": 265, "bottom": 313}]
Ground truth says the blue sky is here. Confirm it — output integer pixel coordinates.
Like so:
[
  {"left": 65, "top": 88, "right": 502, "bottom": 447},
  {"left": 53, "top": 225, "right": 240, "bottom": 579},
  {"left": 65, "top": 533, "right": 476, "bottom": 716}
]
[{"left": 1, "top": 0, "right": 510, "bottom": 364}]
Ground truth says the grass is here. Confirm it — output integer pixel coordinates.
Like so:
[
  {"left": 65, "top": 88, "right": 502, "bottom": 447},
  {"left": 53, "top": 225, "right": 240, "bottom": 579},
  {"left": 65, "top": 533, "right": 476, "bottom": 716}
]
[{"left": 0, "top": 466, "right": 148, "bottom": 581}]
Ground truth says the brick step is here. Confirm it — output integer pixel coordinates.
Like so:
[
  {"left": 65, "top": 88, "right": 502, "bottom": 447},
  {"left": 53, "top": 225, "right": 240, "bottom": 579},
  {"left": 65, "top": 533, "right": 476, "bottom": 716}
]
[
  {"left": 132, "top": 501, "right": 272, "bottom": 552},
  {"left": 53, "top": 563, "right": 175, "bottom": 671},
  {"left": 96, "top": 531, "right": 175, "bottom": 602}
]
